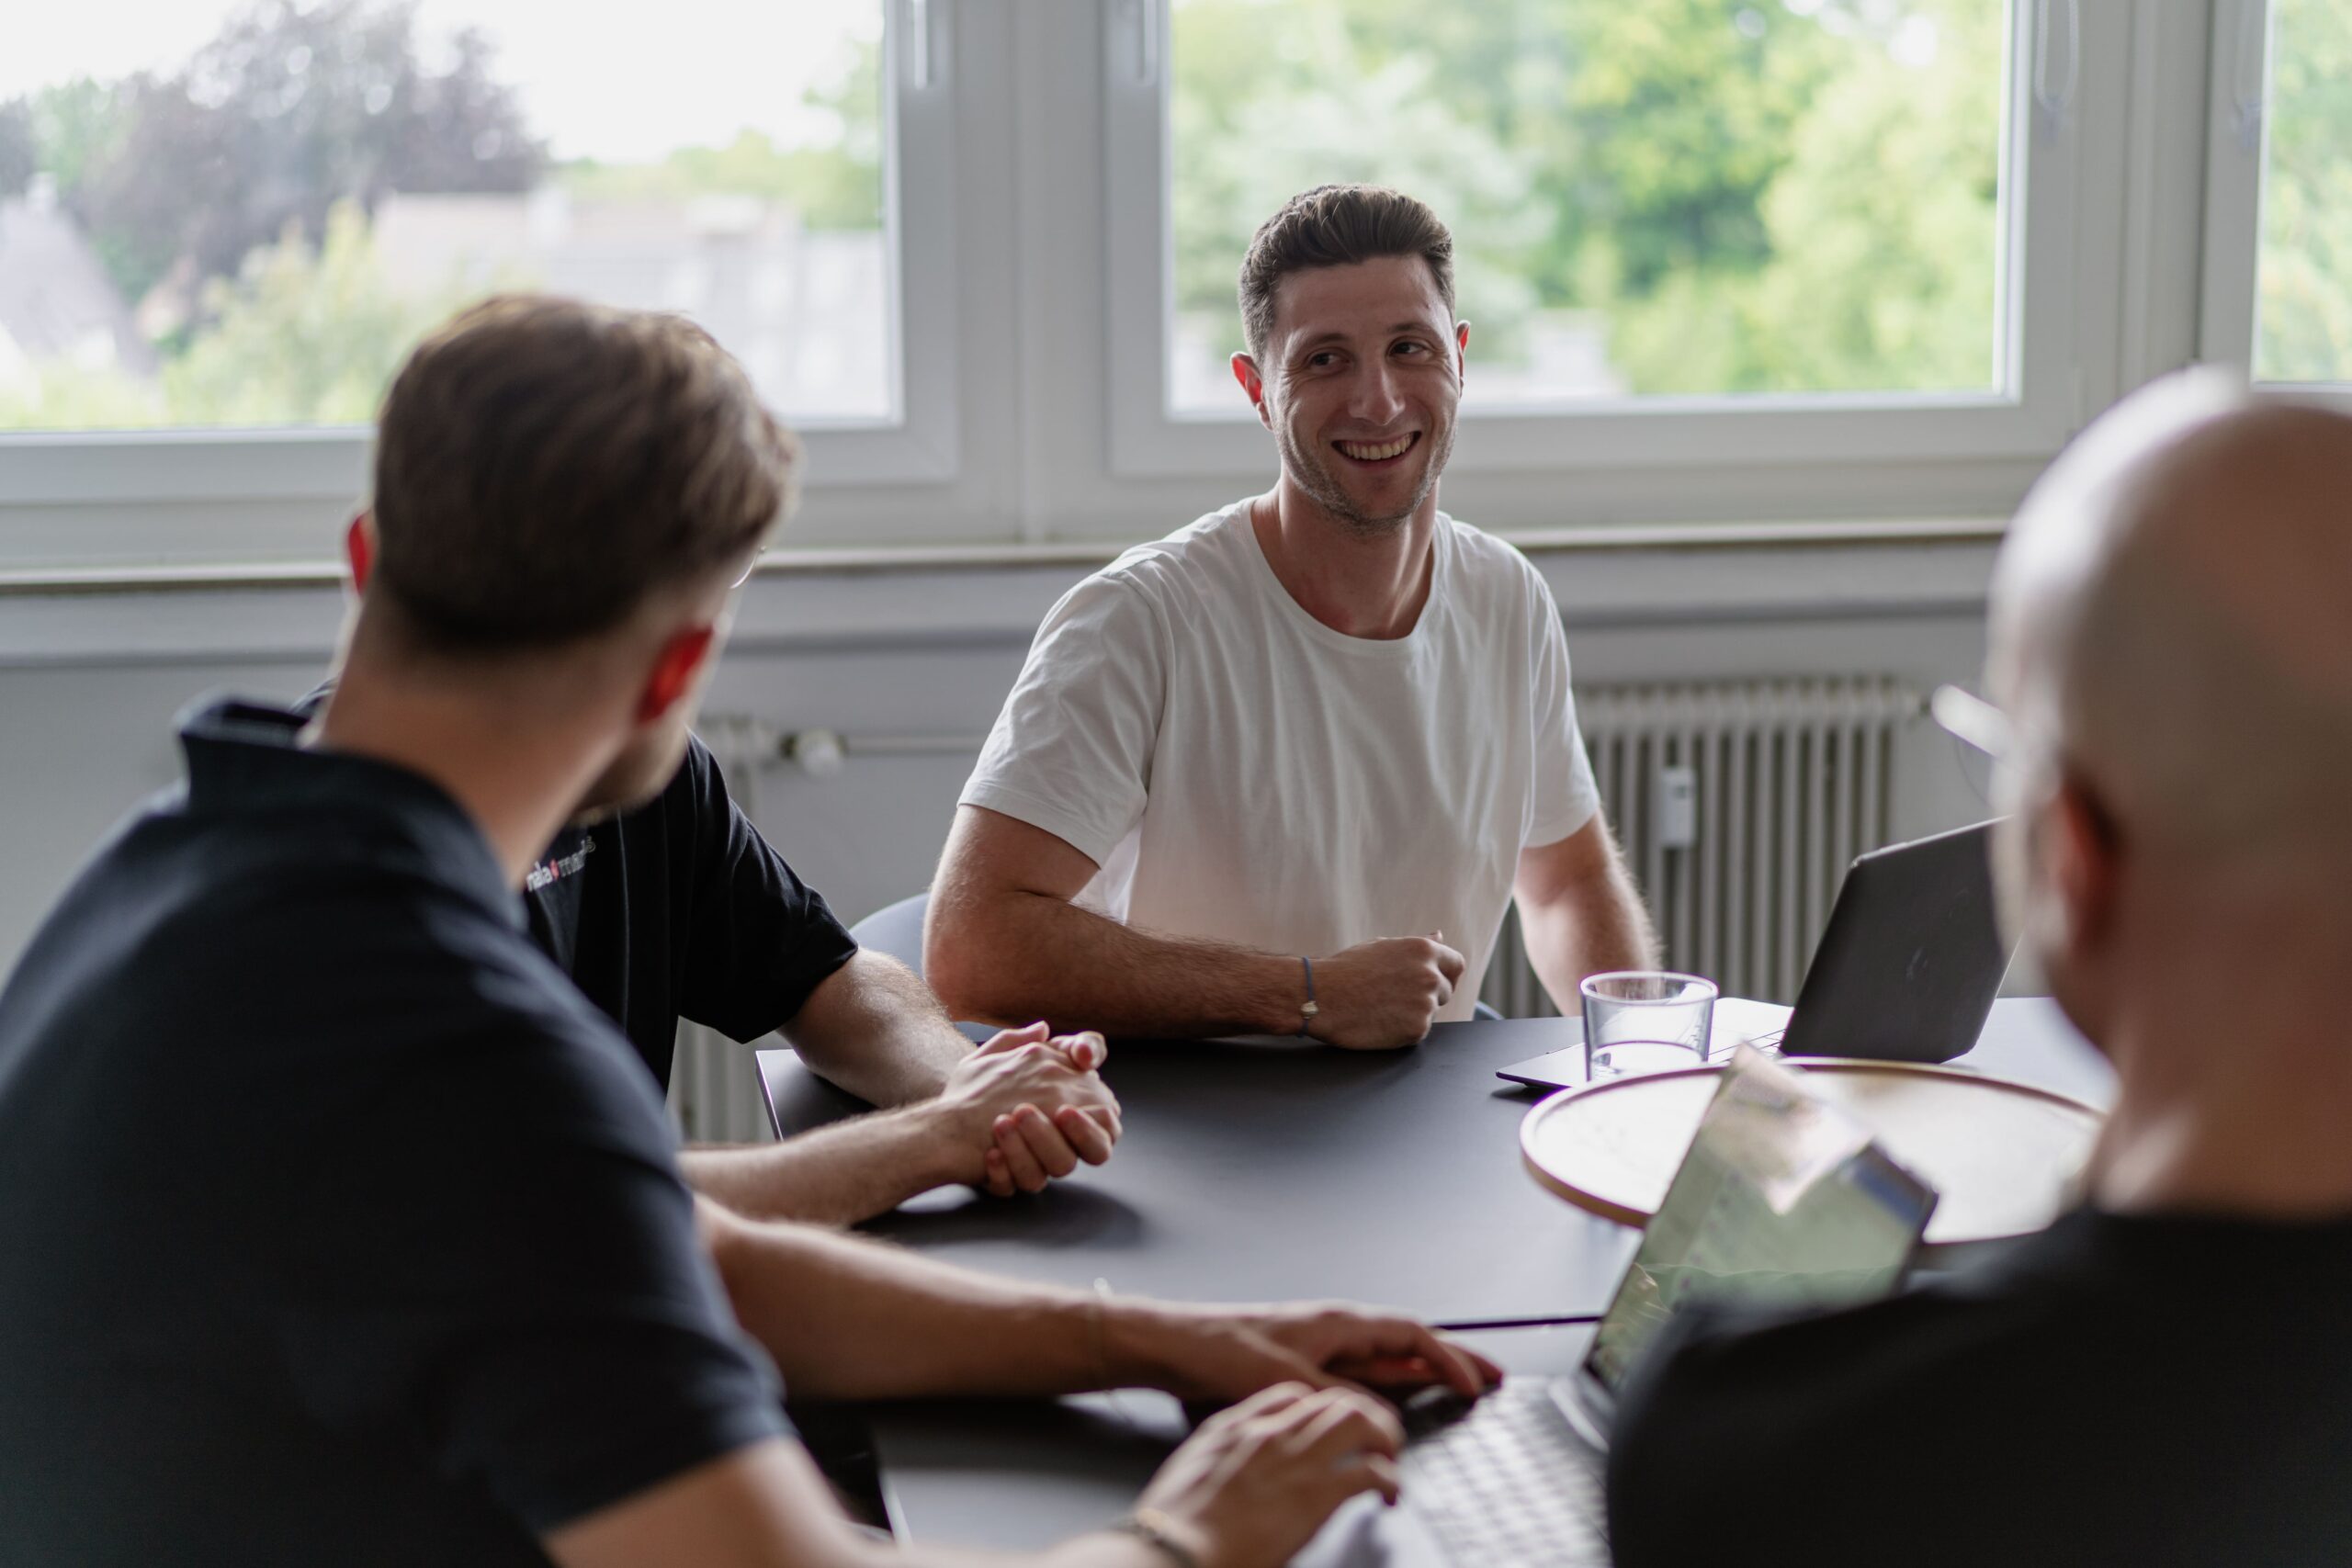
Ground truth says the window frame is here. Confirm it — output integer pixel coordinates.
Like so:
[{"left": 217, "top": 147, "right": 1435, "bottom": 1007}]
[
  {"left": 0, "top": 0, "right": 960, "bottom": 519},
  {"left": 0, "top": 1, "right": 2290, "bottom": 566},
  {"left": 2199, "top": 0, "right": 2352, "bottom": 406},
  {"left": 2199, "top": 0, "right": 2270, "bottom": 372},
  {"left": 1101, "top": 0, "right": 2089, "bottom": 481}
]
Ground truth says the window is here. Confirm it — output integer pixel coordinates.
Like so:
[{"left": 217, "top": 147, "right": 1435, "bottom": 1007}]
[
  {"left": 0, "top": 0, "right": 959, "bottom": 525},
  {"left": 1, "top": 5, "right": 2310, "bottom": 559},
  {"left": 2202, "top": 0, "right": 2352, "bottom": 398},
  {"left": 0, "top": 0, "right": 896, "bottom": 430},
  {"left": 2253, "top": 0, "right": 2352, "bottom": 386},
  {"left": 1166, "top": 0, "right": 2008, "bottom": 413},
  {"left": 1107, "top": 0, "right": 2089, "bottom": 482}
]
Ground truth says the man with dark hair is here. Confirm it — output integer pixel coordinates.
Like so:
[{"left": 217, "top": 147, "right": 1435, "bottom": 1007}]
[
  {"left": 320, "top": 307, "right": 1113, "bottom": 1226},
  {"left": 931, "top": 184, "right": 1657, "bottom": 1046},
  {"left": 0, "top": 295, "right": 1497, "bottom": 1566},
  {"left": 318, "top": 536, "right": 1117, "bottom": 1225},
  {"left": 1606, "top": 374, "right": 2352, "bottom": 1566}
]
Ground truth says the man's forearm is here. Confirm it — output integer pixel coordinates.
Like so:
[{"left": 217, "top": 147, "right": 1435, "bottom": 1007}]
[
  {"left": 1520, "top": 878, "right": 1659, "bottom": 1013},
  {"left": 784, "top": 950, "right": 973, "bottom": 1106},
  {"left": 680, "top": 1102, "right": 969, "bottom": 1226},
  {"left": 699, "top": 1201, "right": 1191, "bottom": 1402},
  {"left": 931, "top": 888, "right": 1306, "bottom": 1038}
]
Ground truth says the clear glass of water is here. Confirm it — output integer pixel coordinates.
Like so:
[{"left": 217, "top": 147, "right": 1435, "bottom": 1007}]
[{"left": 1580, "top": 972, "right": 1718, "bottom": 1079}]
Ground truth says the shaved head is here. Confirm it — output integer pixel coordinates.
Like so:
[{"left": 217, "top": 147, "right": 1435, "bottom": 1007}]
[
  {"left": 1991, "top": 372, "right": 2352, "bottom": 886},
  {"left": 1993, "top": 372, "right": 2352, "bottom": 1213}
]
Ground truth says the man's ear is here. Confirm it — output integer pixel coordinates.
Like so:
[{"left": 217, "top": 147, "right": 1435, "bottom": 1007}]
[
  {"left": 1454, "top": 321, "right": 1471, "bottom": 381},
  {"left": 638, "top": 624, "right": 718, "bottom": 725},
  {"left": 1231, "top": 353, "right": 1272, "bottom": 431},
  {"left": 2045, "top": 770, "right": 2123, "bottom": 963},
  {"left": 345, "top": 511, "right": 376, "bottom": 593}
]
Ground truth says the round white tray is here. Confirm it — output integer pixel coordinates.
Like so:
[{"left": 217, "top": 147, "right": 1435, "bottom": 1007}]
[{"left": 1521, "top": 1058, "right": 2103, "bottom": 1247}]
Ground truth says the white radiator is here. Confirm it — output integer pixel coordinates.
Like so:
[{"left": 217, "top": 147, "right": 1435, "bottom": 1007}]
[
  {"left": 668, "top": 715, "right": 789, "bottom": 1145},
  {"left": 668, "top": 1024, "right": 776, "bottom": 1145},
  {"left": 1481, "top": 676, "right": 1924, "bottom": 1017}
]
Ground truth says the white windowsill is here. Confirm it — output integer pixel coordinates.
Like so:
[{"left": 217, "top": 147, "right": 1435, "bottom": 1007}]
[
  {"left": 0, "top": 519, "right": 2004, "bottom": 671},
  {"left": 0, "top": 516, "right": 2004, "bottom": 598}
]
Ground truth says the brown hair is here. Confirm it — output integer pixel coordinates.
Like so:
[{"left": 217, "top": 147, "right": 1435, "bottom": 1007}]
[
  {"left": 370, "top": 295, "right": 798, "bottom": 651},
  {"left": 1238, "top": 185, "right": 1456, "bottom": 360}
]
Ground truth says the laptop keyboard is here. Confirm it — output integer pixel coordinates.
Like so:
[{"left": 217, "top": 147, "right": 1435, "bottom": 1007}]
[{"left": 1399, "top": 1382, "right": 1611, "bottom": 1566}]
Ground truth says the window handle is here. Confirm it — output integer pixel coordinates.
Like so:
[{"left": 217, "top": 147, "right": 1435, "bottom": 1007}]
[
  {"left": 2033, "top": 0, "right": 2079, "bottom": 142},
  {"left": 1119, "top": 0, "right": 1159, "bottom": 88},
  {"left": 2232, "top": 0, "right": 2270, "bottom": 155},
  {"left": 906, "top": 0, "right": 941, "bottom": 92}
]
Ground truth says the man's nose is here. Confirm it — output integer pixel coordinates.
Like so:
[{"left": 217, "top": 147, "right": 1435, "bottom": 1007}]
[{"left": 1349, "top": 359, "right": 1408, "bottom": 425}]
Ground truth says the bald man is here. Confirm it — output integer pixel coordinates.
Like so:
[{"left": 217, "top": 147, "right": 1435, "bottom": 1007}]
[{"left": 1605, "top": 373, "right": 2352, "bottom": 1568}]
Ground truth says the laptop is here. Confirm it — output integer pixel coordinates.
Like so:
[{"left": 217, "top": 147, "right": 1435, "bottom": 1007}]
[
  {"left": 1294, "top": 1046, "right": 1939, "bottom": 1567},
  {"left": 1496, "top": 818, "right": 2013, "bottom": 1092}
]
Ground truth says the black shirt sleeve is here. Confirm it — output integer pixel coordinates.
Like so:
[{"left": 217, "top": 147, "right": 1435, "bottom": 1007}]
[
  {"left": 277, "top": 907, "right": 791, "bottom": 1535},
  {"left": 665, "top": 736, "right": 859, "bottom": 1043}
]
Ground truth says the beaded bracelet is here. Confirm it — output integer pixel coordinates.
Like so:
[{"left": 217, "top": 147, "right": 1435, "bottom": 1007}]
[{"left": 1108, "top": 1508, "right": 1204, "bottom": 1568}]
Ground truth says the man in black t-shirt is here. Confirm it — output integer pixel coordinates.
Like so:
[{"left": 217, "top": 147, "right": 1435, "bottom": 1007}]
[
  {"left": 0, "top": 299, "right": 1497, "bottom": 1567},
  {"left": 1606, "top": 377, "right": 2352, "bottom": 1566},
  {"left": 299, "top": 669, "right": 1122, "bottom": 1226}
]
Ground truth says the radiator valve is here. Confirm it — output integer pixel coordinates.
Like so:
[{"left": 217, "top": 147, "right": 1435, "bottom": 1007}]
[
  {"left": 1656, "top": 765, "right": 1699, "bottom": 849},
  {"left": 783, "top": 728, "right": 846, "bottom": 777}
]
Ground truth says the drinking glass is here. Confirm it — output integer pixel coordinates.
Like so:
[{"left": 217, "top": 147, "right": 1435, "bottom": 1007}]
[{"left": 1580, "top": 972, "right": 1718, "bottom": 1079}]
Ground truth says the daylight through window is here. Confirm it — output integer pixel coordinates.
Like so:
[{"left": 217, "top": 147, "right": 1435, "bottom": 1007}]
[
  {"left": 1167, "top": 0, "right": 2009, "bottom": 414},
  {"left": 0, "top": 0, "right": 892, "bottom": 433},
  {"left": 2255, "top": 0, "right": 2352, "bottom": 386}
]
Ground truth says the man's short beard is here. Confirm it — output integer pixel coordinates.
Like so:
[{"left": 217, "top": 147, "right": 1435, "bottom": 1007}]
[
  {"left": 571, "top": 726, "right": 692, "bottom": 826},
  {"left": 1275, "top": 421, "right": 1450, "bottom": 539}
]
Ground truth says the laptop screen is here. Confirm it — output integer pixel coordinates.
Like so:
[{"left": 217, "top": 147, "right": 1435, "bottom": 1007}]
[{"left": 1584, "top": 1046, "right": 1938, "bottom": 1393}]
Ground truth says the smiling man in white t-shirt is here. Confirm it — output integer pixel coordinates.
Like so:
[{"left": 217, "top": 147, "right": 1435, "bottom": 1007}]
[{"left": 928, "top": 184, "right": 1657, "bottom": 1048}]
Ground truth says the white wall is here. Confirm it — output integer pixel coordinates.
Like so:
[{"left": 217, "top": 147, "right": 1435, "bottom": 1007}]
[{"left": 0, "top": 535, "right": 2000, "bottom": 974}]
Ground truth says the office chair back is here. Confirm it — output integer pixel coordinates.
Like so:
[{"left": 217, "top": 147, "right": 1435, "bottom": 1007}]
[{"left": 850, "top": 890, "right": 930, "bottom": 977}]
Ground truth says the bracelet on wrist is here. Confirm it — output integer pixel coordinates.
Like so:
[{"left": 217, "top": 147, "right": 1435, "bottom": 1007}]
[
  {"left": 1108, "top": 1508, "right": 1204, "bottom": 1568},
  {"left": 1086, "top": 1278, "right": 1114, "bottom": 1389},
  {"left": 1295, "top": 953, "right": 1319, "bottom": 1038}
]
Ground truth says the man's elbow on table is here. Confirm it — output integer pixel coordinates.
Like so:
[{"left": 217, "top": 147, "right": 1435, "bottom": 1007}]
[
  {"left": 922, "top": 896, "right": 1016, "bottom": 1025},
  {"left": 926, "top": 806, "right": 1096, "bottom": 1024},
  {"left": 922, "top": 883, "right": 1029, "bottom": 1027}
]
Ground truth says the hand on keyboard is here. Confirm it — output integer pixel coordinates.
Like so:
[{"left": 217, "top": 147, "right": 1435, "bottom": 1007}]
[
  {"left": 1135, "top": 1383, "right": 1406, "bottom": 1568},
  {"left": 1396, "top": 1384, "right": 1483, "bottom": 1441},
  {"left": 1136, "top": 1300, "right": 1503, "bottom": 1408}
]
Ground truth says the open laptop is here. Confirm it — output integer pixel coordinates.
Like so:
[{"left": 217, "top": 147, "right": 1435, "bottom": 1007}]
[
  {"left": 1294, "top": 1046, "right": 1939, "bottom": 1567},
  {"left": 1496, "top": 818, "right": 2012, "bottom": 1092}
]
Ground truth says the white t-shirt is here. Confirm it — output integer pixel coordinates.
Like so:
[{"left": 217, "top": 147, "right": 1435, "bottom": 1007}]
[{"left": 961, "top": 502, "right": 1600, "bottom": 1021}]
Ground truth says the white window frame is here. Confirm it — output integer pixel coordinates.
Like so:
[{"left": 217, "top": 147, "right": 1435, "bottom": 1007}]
[
  {"left": 1102, "top": 0, "right": 2090, "bottom": 481},
  {"left": 3, "top": 1, "right": 2293, "bottom": 569},
  {"left": 0, "top": 0, "right": 960, "bottom": 528},
  {"left": 2199, "top": 0, "right": 2270, "bottom": 372},
  {"left": 2199, "top": 0, "right": 2352, "bottom": 407}
]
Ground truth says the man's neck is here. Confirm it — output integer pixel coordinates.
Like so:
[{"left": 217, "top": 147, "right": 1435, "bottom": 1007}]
[
  {"left": 1250, "top": 478, "right": 1438, "bottom": 641},
  {"left": 308, "top": 663, "right": 612, "bottom": 891},
  {"left": 2089, "top": 998, "right": 2352, "bottom": 1220}
]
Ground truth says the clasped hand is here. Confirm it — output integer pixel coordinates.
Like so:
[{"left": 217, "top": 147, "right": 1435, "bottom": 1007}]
[{"left": 938, "top": 1022, "right": 1122, "bottom": 1197}]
